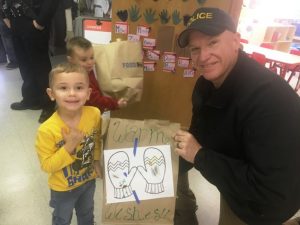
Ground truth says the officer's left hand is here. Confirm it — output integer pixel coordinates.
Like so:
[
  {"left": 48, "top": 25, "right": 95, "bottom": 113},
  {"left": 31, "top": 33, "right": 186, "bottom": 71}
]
[
  {"left": 174, "top": 130, "right": 201, "bottom": 163},
  {"left": 33, "top": 20, "right": 44, "bottom": 30}
]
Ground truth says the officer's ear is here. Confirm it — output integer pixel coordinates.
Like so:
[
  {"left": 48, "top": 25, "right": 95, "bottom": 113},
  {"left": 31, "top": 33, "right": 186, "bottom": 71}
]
[{"left": 232, "top": 32, "right": 241, "bottom": 52}]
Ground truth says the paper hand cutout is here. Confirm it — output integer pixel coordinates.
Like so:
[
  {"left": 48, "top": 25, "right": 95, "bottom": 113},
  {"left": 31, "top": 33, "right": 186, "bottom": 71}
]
[
  {"left": 183, "top": 15, "right": 191, "bottom": 26},
  {"left": 137, "top": 147, "right": 166, "bottom": 194},
  {"left": 197, "top": 0, "right": 207, "bottom": 5},
  {"left": 129, "top": 5, "right": 141, "bottom": 22},
  {"left": 159, "top": 9, "right": 170, "bottom": 24},
  {"left": 107, "top": 151, "right": 137, "bottom": 199},
  {"left": 144, "top": 8, "right": 158, "bottom": 24},
  {"left": 117, "top": 9, "right": 128, "bottom": 22},
  {"left": 172, "top": 10, "right": 182, "bottom": 25}
]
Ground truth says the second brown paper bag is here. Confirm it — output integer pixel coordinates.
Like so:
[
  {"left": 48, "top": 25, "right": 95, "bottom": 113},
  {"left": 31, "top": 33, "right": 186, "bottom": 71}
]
[{"left": 93, "top": 41, "right": 144, "bottom": 104}]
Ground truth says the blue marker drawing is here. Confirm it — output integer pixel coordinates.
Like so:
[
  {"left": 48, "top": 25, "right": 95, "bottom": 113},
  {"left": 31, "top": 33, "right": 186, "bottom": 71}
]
[
  {"left": 133, "top": 138, "right": 138, "bottom": 156},
  {"left": 132, "top": 190, "right": 141, "bottom": 204},
  {"left": 123, "top": 171, "right": 139, "bottom": 204}
]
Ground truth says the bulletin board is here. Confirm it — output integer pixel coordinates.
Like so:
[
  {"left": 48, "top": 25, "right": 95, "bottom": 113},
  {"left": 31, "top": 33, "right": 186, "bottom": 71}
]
[{"left": 110, "top": 0, "right": 243, "bottom": 128}]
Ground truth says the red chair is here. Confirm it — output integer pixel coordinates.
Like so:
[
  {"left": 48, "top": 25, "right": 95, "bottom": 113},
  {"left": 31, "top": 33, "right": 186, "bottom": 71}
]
[
  {"left": 286, "top": 49, "right": 300, "bottom": 91},
  {"left": 240, "top": 38, "right": 249, "bottom": 44},
  {"left": 260, "top": 43, "right": 274, "bottom": 49},
  {"left": 259, "top": 43, "right": 278, "bottom": 71},
  {"left": 290, "top": 49, "right": 300, "bottom": 56},
  {"left": 251, "top": 52, "right": 278, "bottom": 74},
  {"left": 251, "top": 52, "right": 267, "bottom": 66},
  {"left": 286, "top": 65, "right": 300, "bottom": 91}
]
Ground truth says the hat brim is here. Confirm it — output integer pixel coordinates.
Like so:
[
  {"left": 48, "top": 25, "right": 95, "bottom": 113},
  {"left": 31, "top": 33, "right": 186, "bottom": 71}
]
[{"left": 178, "top": 25, "right": 226, "bottom": 48}]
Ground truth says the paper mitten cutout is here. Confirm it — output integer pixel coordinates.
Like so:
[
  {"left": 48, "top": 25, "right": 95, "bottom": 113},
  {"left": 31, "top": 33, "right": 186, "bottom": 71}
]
[
  {"left": 137, "top": 147, "right": 166, "bottom": 194},
  {"left": 107, "top": 151, "right": 137, "bottom": 198}
]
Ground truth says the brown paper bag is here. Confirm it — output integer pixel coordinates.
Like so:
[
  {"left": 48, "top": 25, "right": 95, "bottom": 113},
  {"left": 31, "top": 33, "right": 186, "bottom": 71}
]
[
  {"left": 102, "top": 118, "right": 180, "bottom": 225},
  {"left": 93, "top": 41, "right": 144, "bottom": 104}
]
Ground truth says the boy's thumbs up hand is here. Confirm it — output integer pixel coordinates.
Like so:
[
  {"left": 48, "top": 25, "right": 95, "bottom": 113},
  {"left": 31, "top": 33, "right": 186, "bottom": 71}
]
[{"left": 62, "top": 127, "right": 84, "bottom": 154}]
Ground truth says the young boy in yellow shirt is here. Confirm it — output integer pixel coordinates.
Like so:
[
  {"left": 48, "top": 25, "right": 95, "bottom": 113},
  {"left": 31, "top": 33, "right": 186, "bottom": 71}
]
[{"left": 35, "top": 63, "right": 101, "bottom": 225}]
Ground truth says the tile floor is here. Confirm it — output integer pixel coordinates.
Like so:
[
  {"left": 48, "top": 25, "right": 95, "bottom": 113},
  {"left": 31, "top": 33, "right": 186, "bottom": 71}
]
[{"left": 0, "top": 58, "right": 299, "bottom": 225}]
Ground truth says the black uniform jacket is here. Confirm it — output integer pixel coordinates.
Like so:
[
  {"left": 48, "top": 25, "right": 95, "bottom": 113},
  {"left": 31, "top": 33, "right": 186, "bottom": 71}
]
[
  {"left": 32, "top": 0, "right": 59, "bottom": 26},
  {"left": 182, "top": 50, "right": 300, "bottom": 225},
  {"left": 0, "top": 0, "right": 59, "bottom": 26}
]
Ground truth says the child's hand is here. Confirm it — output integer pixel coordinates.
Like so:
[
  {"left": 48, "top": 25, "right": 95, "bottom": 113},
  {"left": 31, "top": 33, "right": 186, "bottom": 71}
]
[
  {"left": 62, "top": 127, "right": 84, "bottom": 155},
  {"left": 94, "top": 160, "right": 102, "bottom": 178},
  {"left": 117, "top": 98, "right": 128, "bottom": 108}
]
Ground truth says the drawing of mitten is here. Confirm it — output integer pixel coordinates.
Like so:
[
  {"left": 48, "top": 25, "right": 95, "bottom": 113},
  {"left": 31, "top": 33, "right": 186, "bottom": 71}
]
[
  {"left": 137, "top": 147, "right": 166, "bottom": 194},
  {"left": 107, "top": 151, "right": 137, "bottom": 199}
]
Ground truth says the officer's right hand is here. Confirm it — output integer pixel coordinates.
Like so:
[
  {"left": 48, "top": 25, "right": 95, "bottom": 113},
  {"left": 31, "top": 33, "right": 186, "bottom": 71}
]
[
  {"left": 33, "top": 20, "right": 44, "bottom": 30},
  {"left": 65, "top": 31, "right": 74, "bottom": 42},
  {"left": 3, "top": 18, "right": 11, "bottom": 28},
  {"left": 174, "top": 130, "right": 202, "bottom": 163}
]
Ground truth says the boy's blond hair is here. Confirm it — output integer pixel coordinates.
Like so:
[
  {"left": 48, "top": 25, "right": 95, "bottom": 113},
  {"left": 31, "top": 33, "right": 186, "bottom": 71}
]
[
  {"left": 66, "top": 36, "right": 92, "bottom": 57},
  {"left": 49, "top": 63, "right": 88, "bottom": 87}
]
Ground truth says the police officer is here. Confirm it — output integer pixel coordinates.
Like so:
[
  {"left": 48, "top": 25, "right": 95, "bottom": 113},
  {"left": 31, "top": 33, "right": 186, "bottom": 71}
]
[
  {"left": 1, "top": 0, "right": 59, "bottom": 123},
  {"left": 175, "top": 7, "right": 300, "bottom": 225}
]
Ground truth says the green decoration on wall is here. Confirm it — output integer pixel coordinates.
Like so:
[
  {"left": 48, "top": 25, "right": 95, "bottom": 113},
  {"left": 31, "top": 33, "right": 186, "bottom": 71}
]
[
  {"left": 159, "top": 9, "right": 170, "bottom": 24},
  {"left": 129, "top": 5, "right": 142, "bottom": 22},
  {"left": 172, "top": 10, "right": 182, "bottom": 25},
  {"left": 197, "top": 0, "right": 206, "bottom": 5},
  {"left": 144, "top": 8, "right": 158, "bottom": 24},
  {"left": 183, "top": 14, "right": 191, "bottom": 26}
]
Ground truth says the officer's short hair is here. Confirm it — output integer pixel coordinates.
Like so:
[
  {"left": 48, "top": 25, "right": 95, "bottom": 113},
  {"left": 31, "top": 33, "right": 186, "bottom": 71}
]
[
  {"left": 66, "top": 36, "right": 92, "bottom": 56},
  {"left": 49, "top": 63, "right": 88, "bottom": 87}
]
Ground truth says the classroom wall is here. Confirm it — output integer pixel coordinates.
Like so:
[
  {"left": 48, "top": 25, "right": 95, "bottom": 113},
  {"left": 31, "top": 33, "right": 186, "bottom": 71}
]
[{"left": 111, "top": 0, "right": 243, "bottom": 128}]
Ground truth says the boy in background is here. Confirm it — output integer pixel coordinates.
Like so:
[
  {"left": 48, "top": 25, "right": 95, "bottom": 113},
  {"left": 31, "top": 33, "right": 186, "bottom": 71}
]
[
  {"left": 66, "top": 36, "right": 127, "bottom": 111},
  {"left": 35, "top": 63, "right": 101, "bottom": 225}
]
